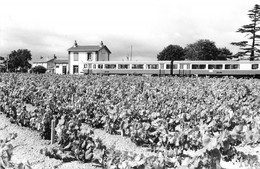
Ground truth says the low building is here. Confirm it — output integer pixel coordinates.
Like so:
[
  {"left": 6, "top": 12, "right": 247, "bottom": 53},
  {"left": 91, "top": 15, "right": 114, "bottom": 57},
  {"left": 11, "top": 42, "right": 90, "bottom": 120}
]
[
  {"left": 54, "top": 59, "right": 68, "bottom": 74},
  {"left": 31, "top": 57, "right": 50, "bottom": 69},
  {"left": 32, "top": 57, "right": 68, "bottom": 74},
  {"left": 67, "top": 41, "right": 111, "bottom": 74},
  {"left": 0, "top": 56, "right": 5, "bottom": 72}
]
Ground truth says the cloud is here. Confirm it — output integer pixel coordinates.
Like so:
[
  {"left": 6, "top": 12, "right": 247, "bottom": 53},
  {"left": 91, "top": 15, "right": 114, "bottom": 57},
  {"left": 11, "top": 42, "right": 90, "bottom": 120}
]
[{"left": 1, "top": 0, "right": 259, "bottom": 60}]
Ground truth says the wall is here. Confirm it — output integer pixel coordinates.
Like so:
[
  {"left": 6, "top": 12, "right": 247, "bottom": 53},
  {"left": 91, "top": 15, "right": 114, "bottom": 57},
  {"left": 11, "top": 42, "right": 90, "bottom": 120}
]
[
  {"left": 55, "top": 64, "right": 68, "bottom": 74},
  {"left": 69, "top": 51, "right": 99, "bottom": 74},
  {"left": 47, "top": 59, "right": 55, "bottom": 72},
  {"left": 69, "top": 52, "right": 88, "bottom": 74},
  {"left": 32, "top": 62, "right": 47, "bottom": 68},
  {"left": 98, "top": 48, "right": 109, "bottom": 61}
]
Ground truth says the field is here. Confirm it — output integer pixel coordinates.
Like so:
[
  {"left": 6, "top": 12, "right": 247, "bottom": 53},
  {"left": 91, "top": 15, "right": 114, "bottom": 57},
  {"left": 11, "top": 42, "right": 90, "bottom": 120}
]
[{"left": 1, "top": 73, "right": 260, "bottom": 169}]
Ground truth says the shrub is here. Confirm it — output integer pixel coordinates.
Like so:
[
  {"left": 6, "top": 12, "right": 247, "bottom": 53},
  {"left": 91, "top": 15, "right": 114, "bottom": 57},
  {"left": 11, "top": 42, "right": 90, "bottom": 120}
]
[{"left": 31, "top": 65, "right": 47, "bottom": 74}]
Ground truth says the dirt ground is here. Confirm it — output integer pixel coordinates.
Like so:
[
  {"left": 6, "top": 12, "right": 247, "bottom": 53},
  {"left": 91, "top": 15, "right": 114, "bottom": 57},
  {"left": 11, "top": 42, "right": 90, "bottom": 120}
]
[
  {"left": 0, "top": 103, "right": 154, "bottom": 169},
  {"left": 0, "top": 109, "right": 259, "bottom": 169}
]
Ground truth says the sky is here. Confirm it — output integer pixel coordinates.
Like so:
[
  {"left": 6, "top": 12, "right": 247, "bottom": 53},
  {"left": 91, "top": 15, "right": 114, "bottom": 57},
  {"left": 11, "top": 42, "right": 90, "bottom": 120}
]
[{"left": 0, "top": 0, "right": 259, "bottom": 61}]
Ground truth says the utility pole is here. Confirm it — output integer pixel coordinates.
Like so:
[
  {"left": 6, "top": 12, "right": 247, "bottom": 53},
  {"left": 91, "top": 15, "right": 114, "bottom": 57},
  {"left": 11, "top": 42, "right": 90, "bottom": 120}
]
[
  {"left": 130, "top": 45, "right": 132, "bottom": 61},
  {"left": 6, "top": 55, "right": 9, "bottom": 72}
]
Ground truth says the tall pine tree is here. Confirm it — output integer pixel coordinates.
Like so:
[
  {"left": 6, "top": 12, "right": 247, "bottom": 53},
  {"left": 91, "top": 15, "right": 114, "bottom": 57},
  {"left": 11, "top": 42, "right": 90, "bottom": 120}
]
[{"left": 231, "top": 4, "right": 260, "bottom": 60}]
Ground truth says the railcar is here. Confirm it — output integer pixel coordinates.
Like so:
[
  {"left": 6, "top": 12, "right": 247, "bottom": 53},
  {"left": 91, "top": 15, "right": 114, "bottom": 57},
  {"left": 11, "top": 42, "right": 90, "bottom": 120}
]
[{"left": 82, "top": 60, "right": 260, "bottom": 77}]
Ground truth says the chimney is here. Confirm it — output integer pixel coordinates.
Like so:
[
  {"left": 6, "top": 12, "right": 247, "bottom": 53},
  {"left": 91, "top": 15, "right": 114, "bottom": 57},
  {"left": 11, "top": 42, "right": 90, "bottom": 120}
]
[
  {"left": 100, "top": 41, "right": 104, "bottom": 47},
  {"left": 74, "top": 40, "right": 78, "bottom": 47}
]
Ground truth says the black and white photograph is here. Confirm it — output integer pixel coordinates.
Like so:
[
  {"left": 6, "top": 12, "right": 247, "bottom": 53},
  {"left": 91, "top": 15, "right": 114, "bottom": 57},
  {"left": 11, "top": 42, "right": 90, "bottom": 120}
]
[{"left": 0, "top": 0, "right": 260, "bottom": 168}]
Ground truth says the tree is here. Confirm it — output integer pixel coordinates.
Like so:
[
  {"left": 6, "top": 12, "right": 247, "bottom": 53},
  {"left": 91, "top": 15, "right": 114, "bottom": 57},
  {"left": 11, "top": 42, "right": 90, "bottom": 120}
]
[
  {"left": 217, "top": 47, "right": 233, "bottom": 60},
  {"left": 30, "top": 65, "right": 47, "bottom": 74},
  {"left": 231, "top": 4, "right": 260, "bottom": 60},
  {"left": 5, "top": 49, "right": 32, "bottom": 72},
  {"left": 157, "top": 45, "right": 185, "bottom": 61},
  {"left": 184, "top": 39, "right": 219, "bottom": 60}
]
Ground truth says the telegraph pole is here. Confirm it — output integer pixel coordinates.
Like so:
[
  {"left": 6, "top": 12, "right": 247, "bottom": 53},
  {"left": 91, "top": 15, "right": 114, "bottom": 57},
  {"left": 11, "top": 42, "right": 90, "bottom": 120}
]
[
  {"left": 130, "top": 45, "right": 132, "bottom": 61},
  {"left": 6, "top": 55, "right": 9, "bottom": 72}
]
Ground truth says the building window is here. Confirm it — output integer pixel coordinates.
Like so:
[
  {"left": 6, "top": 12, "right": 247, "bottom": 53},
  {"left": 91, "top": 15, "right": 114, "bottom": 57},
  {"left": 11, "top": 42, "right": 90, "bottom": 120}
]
[
  {"left": 87, "top": 53, "right": 91, "bottom": 61},
  {"left": 73, "top": 65, "right": 79, "bottom": 74},
  {"left": 56, "top": 65, "right": 59, "bottom": 68},
  {"left": 74, "top": 52, "right": 78, "bottom": 61},
  {"left": 96, "top": 52, "right": 99, "bottom": 61},
  {"left": 98, "top": 64, "right": 103, "bottom": 69}
]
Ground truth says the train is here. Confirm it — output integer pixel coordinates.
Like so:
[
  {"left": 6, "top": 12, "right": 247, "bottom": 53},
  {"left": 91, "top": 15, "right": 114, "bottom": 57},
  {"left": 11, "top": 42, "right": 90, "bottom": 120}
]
[{"left": 82, "top": 60, "right": 260, "bottom": 77}]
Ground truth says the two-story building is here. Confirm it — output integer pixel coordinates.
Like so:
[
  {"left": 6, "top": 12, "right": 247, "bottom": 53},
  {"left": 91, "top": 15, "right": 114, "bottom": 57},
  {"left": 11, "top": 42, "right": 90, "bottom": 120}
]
[{"left": 67, "top": 41, "right": 111, "bottom": 74}]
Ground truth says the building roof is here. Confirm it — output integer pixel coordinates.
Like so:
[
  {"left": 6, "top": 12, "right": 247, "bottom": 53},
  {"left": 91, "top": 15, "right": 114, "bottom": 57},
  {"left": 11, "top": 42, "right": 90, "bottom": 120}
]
[
  {"left": 67, "top": 45, "right": 111, "bottom": 53},
  {"left": 54, "top": 59, "right": 68, "bottom": 64},
  {"left": 0, "top": 56, "right": 5, "bottom": 60},
  {"left": 32, "top": 57, "right": 53, "bottom": 63}
]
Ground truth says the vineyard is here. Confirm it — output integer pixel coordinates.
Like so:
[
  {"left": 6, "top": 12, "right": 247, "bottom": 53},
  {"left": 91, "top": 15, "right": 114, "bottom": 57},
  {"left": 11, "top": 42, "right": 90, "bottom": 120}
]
[{"left": 1, "top": 73, "right": 260, "bottom": 169}]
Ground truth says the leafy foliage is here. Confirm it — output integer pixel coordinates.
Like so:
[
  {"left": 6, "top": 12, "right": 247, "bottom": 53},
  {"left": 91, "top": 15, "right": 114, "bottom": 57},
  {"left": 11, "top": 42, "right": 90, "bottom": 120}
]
[
  {"left": 1, "top": 74, "right": 260, "bottom": 168},
  {"left": 5, "top": 49, "right": 32, "bottom": 72},
  {"left": 231, "top": 4, "right": 260, "bottom": 60},
  {"left": 30, "top": 65, "right": 47, "bottom": 74},
  {"left": 157, "top": 45, "right": 185, "bottom": 61},
  {"left": 217, "top": 47, "right": 233, "bottom": 60},
  {"left": 184, "top": 39, "right": 220, "bottom": 60}
]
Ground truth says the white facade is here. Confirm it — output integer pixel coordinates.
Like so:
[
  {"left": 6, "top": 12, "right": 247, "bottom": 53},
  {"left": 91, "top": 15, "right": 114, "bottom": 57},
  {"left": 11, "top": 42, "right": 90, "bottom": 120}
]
[
  {"left": 55, "top": 63, "right": 68, "bottom": 74},
  {"left": 32, "top": 62, "right": 48, "bottom": 68},
  {"left": 69, "top": 52, "right": 98, "bottom": 74},
  {"left": 68, "top": 41, "right": 111, "bottom": 74}
]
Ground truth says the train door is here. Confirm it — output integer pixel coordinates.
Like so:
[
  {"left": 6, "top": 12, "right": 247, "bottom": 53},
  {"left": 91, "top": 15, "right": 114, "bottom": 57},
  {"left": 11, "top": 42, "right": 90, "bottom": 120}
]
[
  {"left": 179, "top": 63, "right": 191, "bottom": 76},
  {"left": 159, "top": 63, "right": 165, "bottom": 76}
]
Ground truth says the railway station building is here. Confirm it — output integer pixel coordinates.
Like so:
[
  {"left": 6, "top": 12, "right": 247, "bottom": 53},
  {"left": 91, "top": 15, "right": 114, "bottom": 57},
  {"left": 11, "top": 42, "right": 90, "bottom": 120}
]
[{"left": 67, "top": 41, "right": 111, "bottom": 74}]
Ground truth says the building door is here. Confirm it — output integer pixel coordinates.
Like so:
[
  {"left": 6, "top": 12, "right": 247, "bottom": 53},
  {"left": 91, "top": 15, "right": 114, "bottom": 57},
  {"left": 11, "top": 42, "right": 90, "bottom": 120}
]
[
  {"left": 62, "top": 65, "right": 67, "bottom": 74},
  {"left": 73, "top": 65, "right": 79, "bottom": 74}
]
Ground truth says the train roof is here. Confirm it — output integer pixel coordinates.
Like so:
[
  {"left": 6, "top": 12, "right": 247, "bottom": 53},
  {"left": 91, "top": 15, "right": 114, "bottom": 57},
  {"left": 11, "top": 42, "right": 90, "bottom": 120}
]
[{"left": 86, "top": 60, "right": 260, "bottom": 64}]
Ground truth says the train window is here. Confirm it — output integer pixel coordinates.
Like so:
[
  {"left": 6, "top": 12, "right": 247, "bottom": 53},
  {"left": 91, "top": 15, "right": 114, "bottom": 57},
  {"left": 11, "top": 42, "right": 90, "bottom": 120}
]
[
  {"left": 160, "top": 64, "right": 164, "bottom": 69},
  {"left": 192, "top": 65, "right": 198, "bottom": 69},
  {"left": 105, "top": 64, "right": 116, "bottom": 69},
  {"left": 216, "top": 65, "right": 223, "bottom": 69},
  {"left": 132, "top": 64, "right": 144, "bottom": 69},
  {"left": 252, "top": 64, "right": 259, "bottom": 69},
  {"left": 208, "top": 64, "right": 223, "bottom": 69},
  {"left": 225, "top": 64, "right": 231, "bottom": 69},
  {"left": 166, "top": 64, "right": 177, "bottom": 69},
  {"left": 232, "top": 64, "right": 239, "bottom": 69},
  {"left": 118, "top": 64, "right": 130, "bottom": 69},
  {"left": 147, "top": 64, "right": 159, "bottom": 69},
  {"left": 192, "top": 64, "right": 206, "bottom": 69},
  {"left": 180, "top": 64, "right": 190, "bottom": 69},
  {"left": 98, "top": 64, "right": 103, "bottom": 69},
  {"left": 93, "top": 64, "right": 96, "bottom": 69},
  {"left": 225, "top": 64, "right": 239, "bottom": 69}
]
